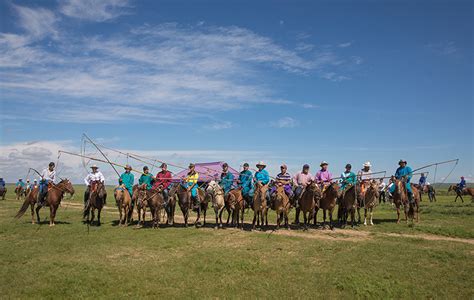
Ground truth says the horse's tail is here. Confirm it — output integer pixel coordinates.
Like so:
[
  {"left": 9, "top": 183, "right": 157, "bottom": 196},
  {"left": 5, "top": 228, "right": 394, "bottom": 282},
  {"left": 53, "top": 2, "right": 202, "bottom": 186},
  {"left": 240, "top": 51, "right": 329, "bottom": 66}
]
[{"left": 15, "top": 197, "right": 31, "bottom": 219}]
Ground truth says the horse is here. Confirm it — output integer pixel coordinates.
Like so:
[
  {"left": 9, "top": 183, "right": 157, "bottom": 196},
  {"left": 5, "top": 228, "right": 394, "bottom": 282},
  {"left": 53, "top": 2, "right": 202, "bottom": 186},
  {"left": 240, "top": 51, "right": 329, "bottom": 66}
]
[
  {"left": 15, "top": 186, "right": 39, "bottom": 224},
  {"left": 392, "top": 179, "right": 419, "bottom": 224},
  {"left": 114, "top": 184, "right": 132, "bottom": 226},
  {"left": 316, "top": 182, "right": 339, "bottom": 229},
  {"left": 136, "top": 186, "right": 165, "bottom": 228},
  {"left": 409, "top": 184, "right": 421, "bottom": 222},
  {"left": 339, "top": 184, "right": 357, "bottom": 228},
  {"left": 252, "top": 182, "right": 268, "bottom": 230},
  {"left": 363, "top": 181, "right": 379, "bottom": 226},
  {"left": 83, "top": 180, "right": 107, "bottom": 226},
  {"left": 134, "top": 184, "right": 148, "bottom": 227},
  {"left": 448, "top": 185, "right": 466, "bottom": 203},
  {"left": 29, "top": 179, "right": 75, "bottom": 226},
  {"left": 225, "top": 188, "right": 245, "bottom": 229},
  {"left": 413, "top": 184, "right": 437, "bottom": 202},
  {"left": 298, "top": 182, "right": 321, "bottom": 230},
  {"left": 15, "top": 185, "right": 26, "bottom": 201},
  {"left": 0, "top": 186, "right": 6, "bottom": 200},
  {"left": 164, "top": 186, "right": 177, "bottom": 225},
  {"left": 171, "top": 183, "right": 207, "bottom": 227},
  {"left": 206, "top": 181, "right": 226, "bottom": 229},
  {"left": 273, "top": 184, "right": 290, "bottom": 230}
]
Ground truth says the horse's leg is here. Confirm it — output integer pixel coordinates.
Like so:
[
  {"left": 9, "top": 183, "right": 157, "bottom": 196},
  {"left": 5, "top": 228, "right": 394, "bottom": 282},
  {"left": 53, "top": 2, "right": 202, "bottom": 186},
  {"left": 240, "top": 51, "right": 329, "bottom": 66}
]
[
  {"left": 285, "top": 211, "right": 290, "bottom": 229},
  {"left": 240, "top": 206, "right": 245, "bottom": 230},
  {"left": 370, "top": 208, "right": 374, "bottom": 226},
  {"left": 329, "top": 209, "right": 334, "bottom": 230},
  {"left": 364, "top": 208, "right": 367, "bottom": 226},
  {"left": 252, "top": 210, "right": 257, "bottom": 230},
  {"left": 97, "top": 208, "right": 101, "bottom": 226},
  {"left": 214, "top": 207, "right": 219, "bottom": 229},
  {"left": 203, "top": 207, "right": 207, "bottom": 226},
  {"left": 322, "top": 209, "right": 327, "bottom": 229},
  {"left": 30, "top": 203, "right": 35, "bottom": 224},
  {"left": 49, "top": 205, "right": 55, "bottom": 227},
  {"left": 396, "top": 205, "right": 401, "bottom": 224},
  {"left": 303, "top": 211, "right": 308, "bottom": 230},
  {"left": 90, "top": 208, "right": 95, "bottom": 225},
  {"left": 313, "top": 208, "right": 318, "bottom": 226},
  {"left": 276, "top": 210, "right": 281, "bottom": 230},
  {"left": 226, "top": 207, "right": 231, "bottom": 225},
  {"left": 294, "top": 206, "right": 300, "bottom": 225},
  {"left": 195, "top": 206, "right": 201, "bottom": 227},
  {"left": 36, "top": 205, "right": 41, "bottom": 224},
  {"left": 219, "top": 207, "right": 224, "bottom": 228},
  {"left": 351, "top": 208, "right": 355, "bottom": 228},
  {"left": 264, "top": 208, "right": 268, "bottom": 227}
]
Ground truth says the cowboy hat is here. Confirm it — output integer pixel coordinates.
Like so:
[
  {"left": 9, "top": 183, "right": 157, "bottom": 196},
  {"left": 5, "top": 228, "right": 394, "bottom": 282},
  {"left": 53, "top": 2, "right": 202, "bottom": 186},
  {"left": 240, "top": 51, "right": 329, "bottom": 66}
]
[
  {"left": 124, "top": 164, "right": 132, "bottom": 170},
  {"left": 256, "top": 161, "right": 266, "bottom": 167},
  {"left": 90, "top": 164, "right": 99, "bottom": 169},
  {"left": 320, "top": 161, "right": 328, "bottom": 167},
  {"left": 363, "top": 161, "right": 372, "bottom": 168},
  {"left": 280, "top": 164, "right": 287, "bottom": 169},
  {"left": 398, "top": 159, "right": 407, "bottom": 165}
]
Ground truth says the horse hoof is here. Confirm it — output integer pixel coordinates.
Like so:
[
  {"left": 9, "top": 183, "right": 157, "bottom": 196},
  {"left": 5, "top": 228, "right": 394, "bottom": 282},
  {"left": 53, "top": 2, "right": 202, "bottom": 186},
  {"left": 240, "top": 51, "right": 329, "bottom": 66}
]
[{"left": 214, "top": 226, "right": 218, "bottom": 230}]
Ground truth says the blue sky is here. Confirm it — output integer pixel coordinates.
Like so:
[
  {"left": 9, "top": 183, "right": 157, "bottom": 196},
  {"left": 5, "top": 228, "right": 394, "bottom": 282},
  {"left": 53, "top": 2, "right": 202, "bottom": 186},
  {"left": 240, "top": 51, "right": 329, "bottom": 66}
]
[{"left": 0, "top": 0, "right": 472, "bottom": 183}]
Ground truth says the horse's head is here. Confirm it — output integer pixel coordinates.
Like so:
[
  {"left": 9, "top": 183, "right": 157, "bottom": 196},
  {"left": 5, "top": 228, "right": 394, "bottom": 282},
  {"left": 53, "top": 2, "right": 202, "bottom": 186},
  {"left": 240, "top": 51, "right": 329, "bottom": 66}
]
[{"left": 59, "top": 179, "right": 75, "bottom": 195}]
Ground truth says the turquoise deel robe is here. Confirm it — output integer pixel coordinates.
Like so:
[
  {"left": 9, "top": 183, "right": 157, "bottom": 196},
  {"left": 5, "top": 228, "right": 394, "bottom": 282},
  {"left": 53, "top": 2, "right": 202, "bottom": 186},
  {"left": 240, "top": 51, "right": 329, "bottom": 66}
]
[
  {"left": 139, "top": 174, "right": 153, "bottom": 190},
  {"left": 390, "top": 166, "right": 413, "bottom": 194},
  {"left": 119, "top": 172, "right": 135, "bottom": 197},
  {"left": 340, "top": 171, "right": 356, "bottom": 191},
  {"left": 255, "top": 169, "right": 270, "bottom": 185},
  {"left": 219, "top": 172, "right": 234, "bottom": 194},
  {"left": 239, "top": 170, "right": 254, "bottom": 197}
]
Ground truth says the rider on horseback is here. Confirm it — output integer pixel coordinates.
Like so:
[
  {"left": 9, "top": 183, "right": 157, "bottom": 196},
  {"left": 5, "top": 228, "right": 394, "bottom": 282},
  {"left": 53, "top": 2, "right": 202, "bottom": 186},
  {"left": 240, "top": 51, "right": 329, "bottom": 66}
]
[
  {"left": 119, "top": 165, "right": 135, "bottom": 205},
  {"left": 16, "top": 178, "right": 26, "bottom": 189},
  {"left": 315, "top": 161, "right": 332, "bottom": 192},
  {"left": 339, "top": 163, "right": 356, "bottom": 198},
  {"left": 254, "top": 161, "right": 270, "bottom": 206},
  {"left": 153, "top": 163, "right": 172, "bottom": 206},
  {"left": 457, "top": 176, "right": 466, "bottom": 194},
  {"left": 138, "top": 166, "right": 154, "bottom": 190},
  {"left": 84, "top": 165, "right": 105, "bottom": 208},
  {"left": 270, "top": 164, "right": 293, "bottom": 198},
  {"left": 390, "top": 159, "right": 415, "bottom": 204},
  {"left": 184, "top": 163, "right": 200, "bottom": 209},
  {"left": 238, "top": 163, "right": 254, "bottom": 207},
  {"left": 219, "top": 163, "right": 234, "bottom": 195},
  {"left": 293, "top": 164, "right": 313, "bottom": 206},
  {"left": 38, "top": 162, "right": 56, "bottom": 206}
]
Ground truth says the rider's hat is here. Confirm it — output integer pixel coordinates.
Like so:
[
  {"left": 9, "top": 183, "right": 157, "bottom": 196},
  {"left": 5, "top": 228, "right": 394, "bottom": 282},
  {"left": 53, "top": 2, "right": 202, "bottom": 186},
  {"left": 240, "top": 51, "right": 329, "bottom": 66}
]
[
  {"left": 189, "top": 163, "right": 195, "bottom": 168},
  {"left": 363, "top": 161, "right": 372, "bottom": 168},
  {"left": 90, "top": 164, "right": 99, "bottom": 169},
  {"left": 125, "top": 164, "right": 132, "bottom": 170},
  {"left": 160, "top": 163, "right": 167, "bottom": 168},
  {"left": 303, "top": 164, "right": 310, "bottom": 169},
  {"left": 256, "top": 161, "right": 266, "bottom": 167},
  {"left": 398, "top": 159, "right": 407, "bottom": 165},
  {"left": 320, "top": 161, "right": 328, "bottom": 167},
  {"left": 345, "top": 163, "right": 352, "bottom": 169}
]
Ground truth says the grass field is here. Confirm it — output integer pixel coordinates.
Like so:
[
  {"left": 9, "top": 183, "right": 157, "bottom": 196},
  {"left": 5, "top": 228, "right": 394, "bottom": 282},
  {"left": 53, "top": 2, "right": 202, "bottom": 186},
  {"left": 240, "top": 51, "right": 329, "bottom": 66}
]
[{"left": 1, "top": 184, "right": 473, "bottom": 299}]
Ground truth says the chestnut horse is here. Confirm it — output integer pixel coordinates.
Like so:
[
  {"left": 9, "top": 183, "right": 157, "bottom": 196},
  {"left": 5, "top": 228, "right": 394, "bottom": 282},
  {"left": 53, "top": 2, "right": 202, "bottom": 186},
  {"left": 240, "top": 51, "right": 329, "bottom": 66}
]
[
  {"left": 273, "top": 184, "right": 290, "bottom": 229},
  {"left": 15, "top": 185, "right": 26, "bottom": 201},
  {"left": 316, "top": 182, "right": 339, "bottom": 229},
  {"left": 136, "top": 185, "right": 165, "bottom": 228},
  {"left": 83, "top": 180, "right": 107, "bottom": 226},
  {"left": 298, "top": 182, "right": 321, "bottom": 230},
  {"left": 252, "top": 182, "right": 268, "bottom": 230},
  {"left": 206, "top": 181, "right": 226, "bottom": 229},
  {"left": 114, "top": 184, "right": 132, "bottom": 226},
  {"left": 31, "top": 179, "right": 75, "bottom": 226},
  {"left": 134, "top": 184, "right": 148, "bottom": 227},
  {"left": 15, "top": 186, "right": 39, "bottom": 224},
  {"left": 339, "top": 184, "right": 357, "bottom": 228},
  {"left": 392, "top": 180, "right": 420, "bottom": 223},
  {"left": 170, "top": 183, "right": 207, "bottom": 227},
  {"left": 363, "top": 181, "right": 379, "bottom": 226},
  {"left": 225, "top": 188, "right": 245, "bottom": 229}
]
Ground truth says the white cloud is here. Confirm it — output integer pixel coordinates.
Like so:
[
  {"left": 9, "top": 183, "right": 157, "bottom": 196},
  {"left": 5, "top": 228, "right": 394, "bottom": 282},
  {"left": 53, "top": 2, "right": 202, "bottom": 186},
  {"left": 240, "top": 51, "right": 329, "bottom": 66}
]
[
  {"left": 13, "top": 4, "right": 58, "bottom": 39},
  {"left": 270, "top": 117, "right": 299, "bottom": 128},
  {"left": 302, "top": 103, "right": 318, "bottom": 109},
  {"left": 60, "top": 0, "right": 131, "bottom": 22},
  {"left": 203, "top": 121, "right": 233, "bottom": 130},
  {"left": 338, "top": 42, "right": 352, "bottom": 48},
  {"left": 426, "top": 41, "right": 457, "bottom": 56}
]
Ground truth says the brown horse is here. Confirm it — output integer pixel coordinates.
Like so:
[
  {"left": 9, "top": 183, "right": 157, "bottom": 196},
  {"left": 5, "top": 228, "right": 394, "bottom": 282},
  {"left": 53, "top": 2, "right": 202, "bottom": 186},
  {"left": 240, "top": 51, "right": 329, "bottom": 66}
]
[
  {"left": 134, "top": 184, "right": 148, "bottom": 227},
  {"left": 413, "top": 183, "right": 436, "bottom": 202},
  {"left": 0, "top": 185, "right": 6, "bottom": 200},
  {"left": 273, "top": 184, "right": 290, "bottom": 230},
  {"left": 392, "top": 180, "right": 419, "bottom": 224},
  {"left": 225, "top": 188, "right": 245, "bottom": 229},
  {"left": 84, "top": 180, "right": 107, "bottom": 226},
  {"left": 298, "top": 182, "right": 321, "bottom": 230},
  {"left": 136, "top": 186, "right": 165, "bottom": 228},
  {"left": 33, "top": 179, "right": 75, "bottom": 226},
  {"left": 409, "top": 184, "right": 421, "bottom": 223},
  {"left": 15, "top": 186, "right": 39, "bottom": 224},
  {"left": 339, "top": 184, "right": 357, "bottom": 228},
  {"left": 448, "top": 185, "right": 468, "bottom": 202},
  {"left": 171, "top": 183, "right": 207, "bottom": 227},
  {"left": 363, "top": 181, "right": 379, "bottom": 226},
  {"left": 316, "top": 182, "right": 339, "bottom": 229},
  {"left": 165, "top": 186, "right": 177, "bottom": 225},
  {"left": 15, "top": 185, "right": 26, "bottom": 200},
  {"left": 252, "top": 182, "right": 268, "bottom": 230},
  {"left": 114, "top": 184, "right": 132, "bottom": 226}
]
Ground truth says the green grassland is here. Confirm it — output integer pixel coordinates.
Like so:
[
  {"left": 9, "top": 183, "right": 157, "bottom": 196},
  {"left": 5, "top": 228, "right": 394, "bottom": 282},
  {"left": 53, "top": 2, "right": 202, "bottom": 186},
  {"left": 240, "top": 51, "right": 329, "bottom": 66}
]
[{"left": 0, "top": 184, "right": 473, "bottom": 299}]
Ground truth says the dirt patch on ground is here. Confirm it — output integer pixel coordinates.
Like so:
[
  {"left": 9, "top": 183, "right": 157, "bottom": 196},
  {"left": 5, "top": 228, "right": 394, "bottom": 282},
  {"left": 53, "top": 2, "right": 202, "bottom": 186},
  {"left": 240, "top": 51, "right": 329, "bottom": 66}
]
[{"left": 381, "top": 232, "right": 474, "bottom": 245}]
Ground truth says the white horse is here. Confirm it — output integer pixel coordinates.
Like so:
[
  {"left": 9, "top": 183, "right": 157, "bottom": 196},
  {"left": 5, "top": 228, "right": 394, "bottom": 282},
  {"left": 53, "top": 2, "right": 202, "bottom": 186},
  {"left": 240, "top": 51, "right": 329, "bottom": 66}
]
[{"left": 206, "top": 180, "right": 226, "bottom": 229}]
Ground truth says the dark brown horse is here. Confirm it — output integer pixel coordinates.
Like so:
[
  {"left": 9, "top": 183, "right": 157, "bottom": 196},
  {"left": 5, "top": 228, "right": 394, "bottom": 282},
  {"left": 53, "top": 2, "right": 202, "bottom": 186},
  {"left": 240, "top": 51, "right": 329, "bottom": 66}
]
[
  {"left": 134, "top": 184, "right": 148, "bottom": 227},
  {"left": 136, "top": 185, "right": 165, "bottom": 228},
  {"left": 298, "top": 182, "right": 321, "bottom": 230},
  {"left": 30, "top": 179, "right": 75, "bottom": 226},
  {"left": 339, "top": 184, "right": 357, "bottom": 228},
  {"left": 252, "top": 182, "right": 268, "bottom": 230},
  {"left": 316, "top": 182, "right": 339, "bottom": 229},
  {"left": 225, "top": 188, "right": 245, "bottom": 229},
  {"left": 273, "top": 184, "right": 290, "bottom": 229},
  {"left": 448, "top": 185, "right": 469, "bottom": 203},
  {"left": 171, "top": 183, "right": 207, "bottom": 227},
  {"left": 0, "top": 185, "right": 6, "bottom": 200},
  {"left": 165, "top": 186, "right": 177, "bottom": 225},
  {"left": 15, "top": 186, "right": 39, "bottom": 224},
  {"left": 413, "top": 184, "right": 436, "bottom": 202},
  {"left": 84, "top": 181, "right": 107, "bottom": 226}
]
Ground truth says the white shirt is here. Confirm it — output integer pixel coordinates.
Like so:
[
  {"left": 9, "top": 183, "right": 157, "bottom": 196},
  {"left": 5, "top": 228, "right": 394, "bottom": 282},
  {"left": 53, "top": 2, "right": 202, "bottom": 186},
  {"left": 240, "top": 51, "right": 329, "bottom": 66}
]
[
  {"left": 358, "top": 170, "right": 372, "bottom": 181},
  {"left": 84, "top": 171, "right": 105, "bottom": 186},
  {"left": 379, "top": 182, "right": 386, "bottom": 192},
  {"left": 40, "top": 168, "right": 56, "bottom": 182}
]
